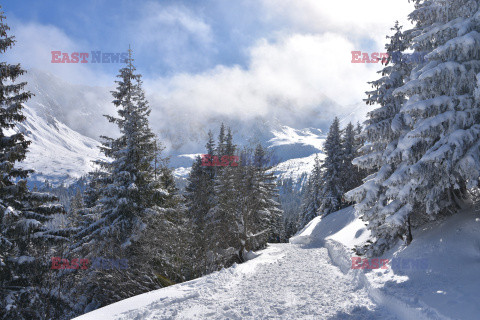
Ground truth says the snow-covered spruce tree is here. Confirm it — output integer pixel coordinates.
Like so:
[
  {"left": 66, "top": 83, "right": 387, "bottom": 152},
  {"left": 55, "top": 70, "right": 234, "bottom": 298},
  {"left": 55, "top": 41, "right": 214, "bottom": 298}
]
[
  {"left": 0, "top": 7, "right": 69, "bottom": 319},
  {"left": 253, "top": 144, "right": 284, "bottom": 244},
  {"left": 318, "top": 117, "right": 344, "bottom": 216},
  {"left": 184, "top": 129, "right": 220, "bottom": 275},
  {"left": 298, "top": 154, "right": 323, "bottom": 229},
  {"left": 185, "top": 155, "right": 217, "bottom": 275},
  {"left": 339, "top": 122, "right": 367, "bottom": 200},
  {"left": 204, "top": 129, "right": 217, "bottom": 185},
  {"left": 345, "top": 21, "right": 414, "bottom": 255},
  {"left": 207, "top": 128, "right": 243, "bottom": 267},
  {"left": 350, "top": 22, "right": 412, "bottom": 172},
  {"left": 345, "top": 21, "right": 419, "bottom": 256},
  {"left": 73, "top": 50, "right": 171, "bottom": 310},
  {"left": 348, "top": 1, "right": 480, "bottom": 256},
  {"left": 239, "top": 144, "right": 283, "bottom": 253},
  {"left": 217, "top": 123, "right": 227, "bottom": 157}
]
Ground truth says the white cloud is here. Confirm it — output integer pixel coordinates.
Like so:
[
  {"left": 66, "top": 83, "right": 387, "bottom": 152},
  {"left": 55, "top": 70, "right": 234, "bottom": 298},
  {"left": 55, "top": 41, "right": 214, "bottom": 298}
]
[
  {"left": 140, "top": 0, "right": 417, "bottom": 145},
  {"left": 142, "top": 31, "right": 380, "bottom": 152},
  {"left": 260, "top": 0, "right": 414, "bottom": 45},
  {"left": 132, "top": 2, "right": 215, "bottom": 71},
  {"left": 6, "top": 20, "right": 112, "bottom": 86},
  {"left": 145, "top": 32, "right": 376, "bottom": 121}
]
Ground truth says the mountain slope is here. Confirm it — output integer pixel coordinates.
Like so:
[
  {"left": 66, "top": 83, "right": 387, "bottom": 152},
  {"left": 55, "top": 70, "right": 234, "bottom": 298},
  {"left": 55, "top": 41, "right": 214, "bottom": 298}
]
[
  {"left": 173, "top": 126, "right": 326, "bottom": 184},
  {"left": 23, "top": 68, "right": 117, "bottom": 140},
  {"left": 13, "top": 104, "right": 104, "bottom": 186}
]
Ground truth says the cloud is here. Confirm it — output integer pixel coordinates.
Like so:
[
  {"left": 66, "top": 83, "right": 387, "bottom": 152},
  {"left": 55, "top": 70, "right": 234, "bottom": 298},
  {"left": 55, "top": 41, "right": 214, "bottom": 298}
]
[
  {"left": 138, "top": 0, "right": 416, "bottom": 150},
  {"left": 148, "top": 32, "right": 370, "bottom": 113},
  {"left": 130, "top": 2, "right": 215, "bottom": 74},
  {"left": 4, "top": 2, "right": 216, "bottom": 85},
  {"left": 144, "top": 31, "right": 378, "bottom": 150},
  {"left": 260, "top": 0, "right": 414, "bottom": 46},
  {"left": 5, "top": 19, "right": 113, "bottom": 86}
]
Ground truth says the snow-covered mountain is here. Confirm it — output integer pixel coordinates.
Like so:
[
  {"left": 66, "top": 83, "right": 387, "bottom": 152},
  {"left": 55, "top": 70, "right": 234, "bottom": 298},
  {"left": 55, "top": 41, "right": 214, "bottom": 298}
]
[
  {"left": 17, "top": 69, "right": 333, "bottom": 187},
  {"left": 12, "top": 104, "right": 104, "bottom": 187},
  {"left": 23, "top": 68, "right": 117, "bottom": 140},
  {"left": 171, "top": 125, "right": 326, "bottom": 191}
]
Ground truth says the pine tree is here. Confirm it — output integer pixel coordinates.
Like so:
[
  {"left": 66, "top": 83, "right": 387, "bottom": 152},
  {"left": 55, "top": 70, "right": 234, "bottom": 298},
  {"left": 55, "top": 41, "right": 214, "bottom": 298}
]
[
  {"left": 318, "top": 117, "right": 344, "bottom": 216},
  {"left": 184, "top": 155, "right": 217, "bottom": 275},
  {"left": 350, "top": 22, "right": 412, "bottom": 172},
  {"left": 298, "top": 154, "right": 322, "bottom": 228},
  {"left": 239, "top": 144, "right": 283, "bottom": 254},
  {"left": 345, "top": 21, "right": 414, "bottom": 256},
  {"left": 208, "top": 127, "right": 243, "bottom": 266},
  {"left": 252, "top": 144, "right": 284, "bottom": 244},
  {"left": 73, "top": 49, "right": 170, "bottom": 309},
  {"left": 184, "top": 130, "right": 218, "bottom": 274},
  {"left": 0, "top": 7, "right": 67, "bottom": 319},
  {"left": 339, "top": 122, "right": 366, "bottom": 201},
  {"left": 348, "top": 2, "right": 480, "bottom": 256},
  {"left": 217, "top": 123, "right": 226, "bottom": 157}
]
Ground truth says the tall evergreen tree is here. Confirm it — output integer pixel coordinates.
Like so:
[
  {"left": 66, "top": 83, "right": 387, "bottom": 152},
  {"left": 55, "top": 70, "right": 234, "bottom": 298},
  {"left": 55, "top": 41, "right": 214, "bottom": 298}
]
[
  {"left": 209, "top": 140, "right": 241, "bottom": 266},
  {"left": 345, "top": 21, "right": 414, "bottom": 256},
  {"left": 298, "top": 154, "right": 322, "bottom": 228},
  {"left": 348, "top": 1, "right": 480, "bottom": 256},
  {"left": 0, "top": 7, "right": 67, "bottom": 319},
  {"left": 217, "top": 123, "right": 226, "bottom": 156},
  {"left": 184, "top": 131, "right": 217, "bottom": 274},
  {"left": 73, "top": 49, "right": 170, "bottom": 309},
  {"left": 239, "top": 144, "right": 283, "bottom": 253},
  {"left": 339, "top": 122, "right": 366, "bottom": 200},
  {"left": 318, "top": 117, "right": 344, "bottom": 215},
  {"left": 185, "top": 155, "right": 217, "bottom": 275}
]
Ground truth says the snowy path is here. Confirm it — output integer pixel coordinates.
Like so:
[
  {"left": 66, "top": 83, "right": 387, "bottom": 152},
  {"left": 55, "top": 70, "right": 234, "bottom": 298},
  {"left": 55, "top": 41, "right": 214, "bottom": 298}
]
[{"left": 75, "top": 243, "right": 397, "bottom": 320}]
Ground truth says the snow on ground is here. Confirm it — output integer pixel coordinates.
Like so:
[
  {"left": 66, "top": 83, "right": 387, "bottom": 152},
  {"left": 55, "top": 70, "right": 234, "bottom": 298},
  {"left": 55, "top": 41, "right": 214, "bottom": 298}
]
[
  {"left": 74, "top": 241, "right": 394, "bottom": 319},
  {"left": 363, "top": 207, "right": 480, "bottom": 320},
  {"left": 301, "top": 206, "right": 480, "bottom": 320},
  {"left": 74, "top": 205, "right": 480, "bottom": 320}
]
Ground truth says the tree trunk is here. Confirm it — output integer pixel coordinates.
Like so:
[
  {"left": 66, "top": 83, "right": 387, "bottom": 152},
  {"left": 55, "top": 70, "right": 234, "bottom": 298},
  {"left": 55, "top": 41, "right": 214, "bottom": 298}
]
[{"left": 406, "top": 215, "right": 413, "bottom": 245}]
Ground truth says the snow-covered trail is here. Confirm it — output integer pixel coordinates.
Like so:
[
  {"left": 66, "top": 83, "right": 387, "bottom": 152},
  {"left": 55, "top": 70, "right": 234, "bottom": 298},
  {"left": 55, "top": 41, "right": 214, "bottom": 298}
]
[{"left": 75, "top": 243, "right": 396, "bottom": 320}]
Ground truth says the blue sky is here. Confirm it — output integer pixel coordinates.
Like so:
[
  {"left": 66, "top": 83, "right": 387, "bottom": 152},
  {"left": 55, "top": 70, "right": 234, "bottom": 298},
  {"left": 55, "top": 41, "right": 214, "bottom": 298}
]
[
  {"left": 3, "top": 0, "right": 414, "bottom": 132},
  {"left": 4, "top": 0, "right": 275, "bottom": 78}
]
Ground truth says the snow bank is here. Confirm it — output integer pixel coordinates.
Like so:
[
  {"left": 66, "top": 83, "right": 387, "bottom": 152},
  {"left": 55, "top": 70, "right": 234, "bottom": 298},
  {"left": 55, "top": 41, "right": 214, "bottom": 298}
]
[
  {"left": 298, "top": 205, "right": 480, "bottom": 320},
  {"left": 289, "top": 206, "right": 359, "bottom": 246}
]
